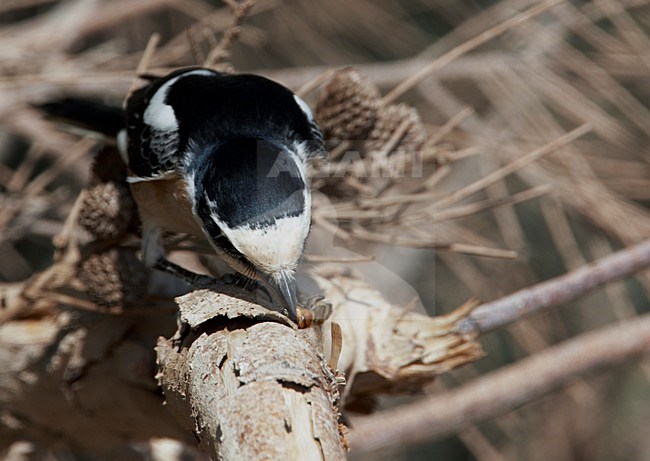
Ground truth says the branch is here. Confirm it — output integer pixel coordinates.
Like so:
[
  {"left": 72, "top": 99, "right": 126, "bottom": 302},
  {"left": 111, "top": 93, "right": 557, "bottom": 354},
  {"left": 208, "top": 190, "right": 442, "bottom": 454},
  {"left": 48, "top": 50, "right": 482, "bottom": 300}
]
[
  {"left": 349, "top": 313, "right": 650, "bottom": 459},
  {"left": 456, "top": 239, "right": 650, "bottom": 335},
  {"left": 156, "top": 290, "right": 347, "bottom": 460}
]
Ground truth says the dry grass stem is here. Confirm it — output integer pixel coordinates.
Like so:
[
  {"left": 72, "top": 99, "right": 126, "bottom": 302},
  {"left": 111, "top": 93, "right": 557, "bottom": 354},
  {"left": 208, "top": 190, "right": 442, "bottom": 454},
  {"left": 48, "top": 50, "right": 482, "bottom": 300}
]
[{"left": 382, "top": 0, "right": 563, "bottom": 105}]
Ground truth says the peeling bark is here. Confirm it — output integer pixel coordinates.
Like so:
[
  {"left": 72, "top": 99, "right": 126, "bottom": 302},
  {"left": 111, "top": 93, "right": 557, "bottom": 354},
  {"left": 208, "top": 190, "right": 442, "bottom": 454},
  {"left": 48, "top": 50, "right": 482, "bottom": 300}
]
[{"left": 156, "top": 290, "right": 347, "bottom": 460}]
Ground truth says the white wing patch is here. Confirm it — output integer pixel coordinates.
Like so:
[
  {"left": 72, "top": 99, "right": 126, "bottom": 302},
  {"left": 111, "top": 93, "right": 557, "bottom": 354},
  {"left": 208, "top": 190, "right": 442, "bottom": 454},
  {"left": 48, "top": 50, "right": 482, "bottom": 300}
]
[
  {"left": 126, "top": 172, "right": 175, "bottom": 183},
  {"left": 143, "top": 69, "right": 215, "bottom": 132},
  {"left": 144, "top": 87, "right": 177, "bottom": 131},
  {"left": 293, "top": 94, "right": 314, "bottom": 121}
]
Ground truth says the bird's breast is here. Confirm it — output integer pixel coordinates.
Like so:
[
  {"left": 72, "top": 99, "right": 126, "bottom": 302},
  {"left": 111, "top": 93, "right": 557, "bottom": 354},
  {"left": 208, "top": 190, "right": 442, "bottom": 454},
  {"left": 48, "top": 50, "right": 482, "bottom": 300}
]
[{"left": 129, "top": 175, "right": 204, "bottom": 237}]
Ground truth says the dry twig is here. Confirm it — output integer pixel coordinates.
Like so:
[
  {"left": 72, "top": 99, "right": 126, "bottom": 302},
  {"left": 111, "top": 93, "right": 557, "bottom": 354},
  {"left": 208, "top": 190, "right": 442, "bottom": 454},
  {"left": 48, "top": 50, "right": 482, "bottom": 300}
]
[
  {"left": 456, "top": 239, "right": 650, "bottom": 335},
  {"left": 350, "top": 313, "right": 650, "bottom": 459}
]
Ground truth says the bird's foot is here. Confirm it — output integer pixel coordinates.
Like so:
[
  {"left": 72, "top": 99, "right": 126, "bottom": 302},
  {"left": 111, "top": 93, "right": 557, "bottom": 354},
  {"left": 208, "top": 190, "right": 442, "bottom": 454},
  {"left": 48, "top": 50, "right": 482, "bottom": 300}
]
[
  {"left": 154, "top": 258, "right": 219, "bottom": 289},
  {"left": 297, "top": 295, "right": 332, "bottom": 329},
  {"left": 171, "top": 319, "right": 190, "bottom": 351}
]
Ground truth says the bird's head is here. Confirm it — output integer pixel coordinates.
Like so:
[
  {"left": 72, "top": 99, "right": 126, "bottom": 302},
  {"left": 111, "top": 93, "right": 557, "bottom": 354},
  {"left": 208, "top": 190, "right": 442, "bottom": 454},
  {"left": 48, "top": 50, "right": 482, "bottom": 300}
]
[{"left": 190, "top": 138, "right": 312, "bottom": 320}]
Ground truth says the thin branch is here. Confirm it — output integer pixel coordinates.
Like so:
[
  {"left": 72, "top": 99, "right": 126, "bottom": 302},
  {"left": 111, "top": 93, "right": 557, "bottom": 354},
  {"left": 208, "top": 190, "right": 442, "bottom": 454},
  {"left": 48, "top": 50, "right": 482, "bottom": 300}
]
[
  {"left": 425, "top": 184, "right": 551, "bottom": 224},
  {"left": 427, "top": 123, "right": 591, "bottom": 213},
  {"left": 304, "top": 254, "right": 375, "bottom": 263},
  {"left": 381, "top": 0, "right": 563, "bottom": 105},
  {"left": 349, "top": 227, "right": 517, "bottom": 259},
  {"left": 349, "top": 312, "right": 650, "bottom": 459},
  {"left": 456, "top": 239, "right": 650, "bottom": 335},
  {"left": 127, "top": 32, "right": 160, "bottom": 98},
  {"left": 0, "top": 137, "right": 95, "bottom": 230},
  {"left": 203, "top": 0, "right": 254, "bottom": 69}
]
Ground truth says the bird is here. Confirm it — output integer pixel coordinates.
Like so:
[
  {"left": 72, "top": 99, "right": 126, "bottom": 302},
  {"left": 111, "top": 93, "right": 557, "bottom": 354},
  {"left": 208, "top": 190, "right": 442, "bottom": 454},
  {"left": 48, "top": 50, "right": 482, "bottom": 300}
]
[{"left": 38, "top": 67, "right": 325, "bottom": 322}]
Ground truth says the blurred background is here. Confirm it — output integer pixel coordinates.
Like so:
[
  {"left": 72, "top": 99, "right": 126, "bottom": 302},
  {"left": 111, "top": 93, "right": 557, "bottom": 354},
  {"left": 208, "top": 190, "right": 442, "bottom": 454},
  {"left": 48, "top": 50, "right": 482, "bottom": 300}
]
[{"left": 0, "top": 0, "right": 649, "bottom": 460}]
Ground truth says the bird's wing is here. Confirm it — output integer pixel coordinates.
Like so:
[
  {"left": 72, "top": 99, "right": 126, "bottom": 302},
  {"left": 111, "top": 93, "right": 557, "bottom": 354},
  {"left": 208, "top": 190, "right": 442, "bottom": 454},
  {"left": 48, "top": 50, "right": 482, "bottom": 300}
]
[
  {"left": 125, "top": 69, "right": 325, "bottom": 181},
  {"left": 292, "top": 93, "right": 325, "bottom": 158},
  {"left": 124, "top": 68, "right": 218, "bottom": 180}
]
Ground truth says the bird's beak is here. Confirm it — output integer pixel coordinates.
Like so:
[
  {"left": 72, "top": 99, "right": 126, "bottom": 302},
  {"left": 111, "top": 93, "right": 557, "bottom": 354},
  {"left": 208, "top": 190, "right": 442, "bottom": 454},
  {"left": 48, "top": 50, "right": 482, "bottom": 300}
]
[{"left": 265, "top": 269, "right": 298, "bottom": 321}]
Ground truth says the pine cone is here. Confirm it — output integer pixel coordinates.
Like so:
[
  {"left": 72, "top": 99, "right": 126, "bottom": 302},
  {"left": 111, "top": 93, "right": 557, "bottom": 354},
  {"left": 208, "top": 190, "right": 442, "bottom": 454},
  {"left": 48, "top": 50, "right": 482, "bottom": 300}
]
[
  {"left": 315, "top": 68, "right": 380, "bottom": 141},
  {"left": 78, "top": 181, "right": 137, "bottom": 242},
  {"left": 363, "top": 103, "right": 427, "bottom": 156},
  {"left": 78, "top": 248, "right": 148, "bottom": 307}
]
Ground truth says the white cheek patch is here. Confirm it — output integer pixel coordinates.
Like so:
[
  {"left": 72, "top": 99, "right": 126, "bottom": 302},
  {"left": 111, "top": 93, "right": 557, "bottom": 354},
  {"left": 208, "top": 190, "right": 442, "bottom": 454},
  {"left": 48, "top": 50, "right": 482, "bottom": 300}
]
[
  {"left": 209, "top": 188, "right": 311, "bottom": 274},
  {"left": 224, "top": 211, "right": 311, "bottom": 273},
  {"left": 294, "top": 94, "right": 314, "bottom": 121},
  {"left": 143, "top": 69, "right": 215, "bottom": 132}
]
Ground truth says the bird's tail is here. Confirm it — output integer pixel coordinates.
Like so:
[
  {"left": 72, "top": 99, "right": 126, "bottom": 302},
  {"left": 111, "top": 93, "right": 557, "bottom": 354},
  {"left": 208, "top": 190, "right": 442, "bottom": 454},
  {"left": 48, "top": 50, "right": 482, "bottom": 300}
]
[{"left": 36, "top": 97, "right": 125, "bottom": 137}]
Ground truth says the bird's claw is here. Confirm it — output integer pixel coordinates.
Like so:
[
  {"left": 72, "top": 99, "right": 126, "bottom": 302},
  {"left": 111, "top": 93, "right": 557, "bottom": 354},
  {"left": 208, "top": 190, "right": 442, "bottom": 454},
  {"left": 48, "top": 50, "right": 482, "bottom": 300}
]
[
  {"left": 297, "top": 295, "right": 332, "bottom": 329},
  {"left": 192, "top": 274, "right": 219, "bottom": 289}
]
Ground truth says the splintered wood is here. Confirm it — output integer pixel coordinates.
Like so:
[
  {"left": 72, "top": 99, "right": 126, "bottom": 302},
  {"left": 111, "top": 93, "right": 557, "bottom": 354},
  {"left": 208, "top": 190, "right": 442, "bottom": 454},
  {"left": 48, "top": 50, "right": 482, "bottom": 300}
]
[{"left": 311, "top": 266, "right": 484, "bottom": 407}]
